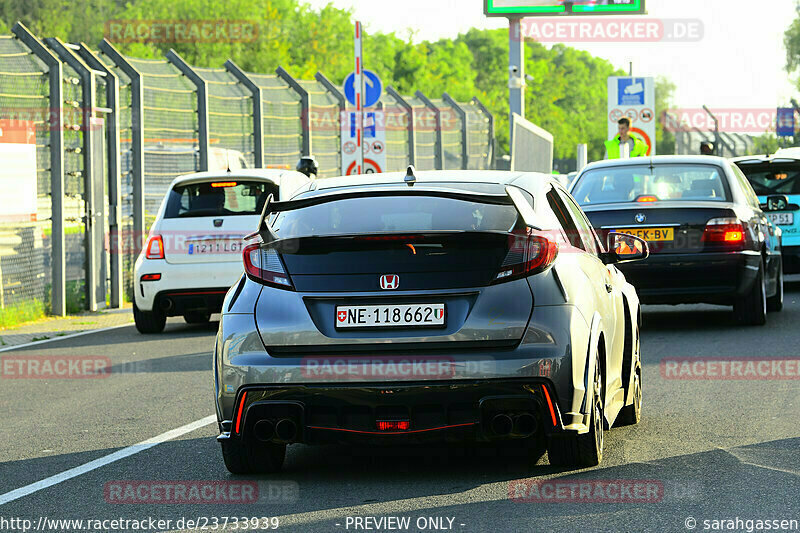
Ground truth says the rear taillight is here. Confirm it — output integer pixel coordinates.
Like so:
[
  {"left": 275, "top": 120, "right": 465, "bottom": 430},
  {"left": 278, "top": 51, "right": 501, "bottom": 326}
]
[
  {"left": 702, "top": 217, "right": 745, "bottom": 246},
  {"left": 494, "top": 230, "right": 558, "bottom": 283},
  {"left": 144, "top": 235, "right": 164, "bottom": 259},
  {"left": 243, "top": 243, "right": 294, "bottom": 290}
]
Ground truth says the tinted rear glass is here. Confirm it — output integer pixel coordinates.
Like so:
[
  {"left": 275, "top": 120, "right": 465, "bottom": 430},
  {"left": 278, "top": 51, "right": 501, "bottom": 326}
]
[
  {"left": 271, "top": 195, "right": 521, "bottom": 239},
  {"left": 572, "top": 164, "right": 730, "bottom": 205},
  {"left": 164, "top": 180, "right": 278, "bottom": 218},
  {"left": 734, "top": 162, "right": 800, "bottom": 195}
]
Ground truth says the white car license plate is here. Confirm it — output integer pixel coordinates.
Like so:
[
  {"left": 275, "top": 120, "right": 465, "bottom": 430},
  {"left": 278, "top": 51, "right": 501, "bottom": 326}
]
[
  {"left": 768, "top": 212, "right": 794, "bottom": 226},
  {"left": 188, "top": 240, "right": 243, "bottom": 255},
  {"left": 336, "top": 304, "right": 446, "bottom": 328}
]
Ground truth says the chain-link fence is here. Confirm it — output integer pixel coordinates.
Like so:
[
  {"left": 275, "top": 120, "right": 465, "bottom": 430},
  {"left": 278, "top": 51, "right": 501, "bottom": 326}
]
[
  {"left": 0, "top": 34, "right": 52, "bottom": 321},
  {"left": 0, "top": 25, "right": 496, "bottom": 318}
]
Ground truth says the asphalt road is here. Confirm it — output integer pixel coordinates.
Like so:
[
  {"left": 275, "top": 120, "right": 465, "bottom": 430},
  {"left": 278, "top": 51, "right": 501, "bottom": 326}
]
[{"left": 1, "top": 286, "right": 799, "bottom": 533}]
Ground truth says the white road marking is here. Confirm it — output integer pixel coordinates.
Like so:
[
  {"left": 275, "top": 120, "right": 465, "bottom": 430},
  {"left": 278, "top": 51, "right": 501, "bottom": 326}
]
[
  {"left": 0, "top": 415, "right": 216, "bottom": 506},
  {"left": 0, "top": 323, "right": 133, "bottom": 353}
]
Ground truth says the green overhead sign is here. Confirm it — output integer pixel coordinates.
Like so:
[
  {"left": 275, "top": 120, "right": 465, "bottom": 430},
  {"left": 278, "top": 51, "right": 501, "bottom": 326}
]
[{"left": 485, "top": 0, "right": 645, "bottom": 17}]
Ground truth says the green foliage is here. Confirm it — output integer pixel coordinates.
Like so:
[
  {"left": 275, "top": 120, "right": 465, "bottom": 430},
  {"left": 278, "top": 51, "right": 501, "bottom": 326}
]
[
  {"left": 749, "top": 133, "right": 782, "bottom": 156},
  {"left": 655, "top": 76, "right": 676, "bottom": 155},
  {"left": 0, "top": 299, "right": 46, "bottom": 329},
  {"left": 785, "top": 6, "right": 800, "bottom": 89}
]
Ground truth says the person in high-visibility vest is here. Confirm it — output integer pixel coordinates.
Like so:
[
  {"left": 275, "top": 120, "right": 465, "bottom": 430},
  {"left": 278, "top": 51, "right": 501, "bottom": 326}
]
[{"left": 605, "top": 117, "right": 648, "bottom": 159}]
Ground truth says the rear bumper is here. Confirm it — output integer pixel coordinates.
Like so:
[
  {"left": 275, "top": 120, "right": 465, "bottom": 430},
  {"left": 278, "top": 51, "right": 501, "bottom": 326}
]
[
  {"left": 617, "top": 250, "right": 761, "bottom": 305},
  {"left": 781, "top": 245, "right": 800, "bottom": 274},
  {"left": 217, "top": 379, "right": 562, "bottom": 445},
  {"left": 133, "top": 253, "right": 243, "bottom": 312}
]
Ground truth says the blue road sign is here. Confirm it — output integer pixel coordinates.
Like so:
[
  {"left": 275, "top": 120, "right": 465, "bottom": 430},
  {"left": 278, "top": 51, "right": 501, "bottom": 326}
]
[
  {"left": 344, "top": 70, "right": 382, "bottom": 108},
  {"left": 777, "top": 107, "right": 795, "bottom": 137},
  {"left": 618, "top": 78, "right": 645, "bottom": 106}
]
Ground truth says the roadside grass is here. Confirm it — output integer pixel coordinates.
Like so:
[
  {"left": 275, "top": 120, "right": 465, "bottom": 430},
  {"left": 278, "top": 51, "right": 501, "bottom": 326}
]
[{"left": 0, "top": 299, "right": 47, "bottom": 329}]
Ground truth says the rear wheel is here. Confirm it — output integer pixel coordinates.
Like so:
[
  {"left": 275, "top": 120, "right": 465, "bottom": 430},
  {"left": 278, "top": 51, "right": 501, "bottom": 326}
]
[
  {"left": 221, "top": 438, "right": 286, "bottom": 475},
  {"left": 547, "top": 353, "right": 604, "bottom": 468},
  {"left": 767, "top": 261, "right": 783, "bottom": 312},
  {"left": 734, "top": 264, "right": 767, "bottom": 326},
  {"left": 184, "top": 311, "right": 211, "bottom": 324},
  {"left": 133, "top": 301, "right": 166, "bottom": 334}
]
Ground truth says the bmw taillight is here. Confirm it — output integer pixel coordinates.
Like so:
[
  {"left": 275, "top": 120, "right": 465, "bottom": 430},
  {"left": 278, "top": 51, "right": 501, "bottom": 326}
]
[
  {"left": 494, "top": 229, "right": 558, "bottom": 283},
  {"left": 243, "top": 243, "right": 294, "bottom": 290},
  {"left": 702, "top": 217, "right": 745, "bottom": 248},
  {"left": 144, "top": 235, "right": 164, "bottom": 259}
]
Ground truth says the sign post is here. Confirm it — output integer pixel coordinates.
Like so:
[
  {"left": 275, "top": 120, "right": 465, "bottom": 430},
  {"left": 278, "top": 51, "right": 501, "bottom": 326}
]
[
  {"left": 342, "top": 25, "right": 387, "bottom": 176},
  {"left": 607, "top": 76, "right": 656, "bottom": 156},
  {"left": 354, "top": 21, "right": 364, "bottom": 175}
]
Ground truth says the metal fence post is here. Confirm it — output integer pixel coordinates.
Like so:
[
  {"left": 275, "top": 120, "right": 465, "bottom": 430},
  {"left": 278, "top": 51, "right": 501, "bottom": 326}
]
[
  {"left": 442, "top": 93, "right": 469, "bottom": 170},
  {"left": 99, "top": 40, "right": 144, "bottom": 257},
  {"left": 78, "top": 43, "right": 122, "bottom": 308},
  {"left": 415, "top": 91, "right": 443, "bottom": 170},
  {"left": 225, "top": 59, "right": 264, "bottom": 168},
  {"left": 471, "top": 97, "right": 495, "bottom": 170},
  {"left": 276, "top": 66, "right": 311, "bottom": 156},
  {"left": 44, "top": 37, "right": 101, "bottom": 311},
  {"left": 12, "top": 22, "right": 66, "bottom": 316},
  {"left": 313, "top": 72, "right": 345, "bottom": 173},
  {"left": 386, "top": 86, "right": 415, "bottom": 168},
  {"left": 167, "top": 50, "right": 209, "bottom": 171}
]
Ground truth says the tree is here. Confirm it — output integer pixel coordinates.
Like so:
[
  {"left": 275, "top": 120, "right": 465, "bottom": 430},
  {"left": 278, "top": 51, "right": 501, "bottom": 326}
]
[{"left": 655, "top": 76, "right": 676, "bottom": 155}]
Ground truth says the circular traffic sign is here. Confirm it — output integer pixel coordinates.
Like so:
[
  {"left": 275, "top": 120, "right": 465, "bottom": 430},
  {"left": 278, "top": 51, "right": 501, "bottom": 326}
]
[
  {"left": 370, "top": 140, "right": 385, "bottom": 154},
  {"left": 624, "top": 108, "right": 639, "bottom": 121},
  {"left": 346, "top": 158, "right": 382, "bottom": 175},
  {"left": 343, "top": 141, "right": 356, "bottom": 154},
  {"left": 630, "top": 126, "right": 652, "bottom": 155},
  {"left": 344, "top": 70, "right": 383, "bottom": 108},
  {"left": 609, "top": 108, "right": 623, "bottom": 122}
]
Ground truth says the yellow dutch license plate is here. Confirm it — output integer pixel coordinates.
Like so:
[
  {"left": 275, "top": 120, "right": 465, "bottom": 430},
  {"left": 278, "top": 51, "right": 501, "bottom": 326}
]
[{"left": 616, "top": 228, "right": 674, "bottom": 241}]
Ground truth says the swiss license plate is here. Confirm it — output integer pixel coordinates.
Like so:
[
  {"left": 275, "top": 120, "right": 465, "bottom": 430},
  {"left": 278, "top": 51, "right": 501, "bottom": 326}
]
[
  {"left": 768, "top": 212, "right": 794, "bottom": 226},
  {"left": 187, "top": 240, "right": 243, "bottom": 255},
  {"left": 616, "top": 227, "right": 674, "bottom": 242},
  {"left": 336, "top": 304, "right": 446, "bottom": 328}
]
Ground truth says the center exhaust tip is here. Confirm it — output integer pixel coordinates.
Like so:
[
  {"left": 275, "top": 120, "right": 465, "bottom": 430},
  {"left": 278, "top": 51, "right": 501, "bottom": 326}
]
[
  {"left": 253, "top": 420, "right": 275, "bottom": 442},
  {"left": 275, "top": 418, "right": 297, "bottom": 442},
  {"left": 490, "top": 414, "right": 513, "bottom": 436},
  {"left": 514, "top": 413, "right": 538, "bottom": 437}
]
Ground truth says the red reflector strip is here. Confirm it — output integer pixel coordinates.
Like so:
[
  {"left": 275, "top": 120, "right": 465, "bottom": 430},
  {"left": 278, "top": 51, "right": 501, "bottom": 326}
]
[
  {"left": 140, "top": 273, "right": 161, "bottom": 281},
  {"left": 234, "top": 391, "right": 247, "bottom": 434},
  {"left": 541, "top": 385, "right": 558, "bottom": 427},
  {"left": 211, "top": 182, "right": 237, "bottom": 188},
  {"left": 377, "top": 420, "right": 410, "bottom": 431},
  {"left": 307, "top": 422, "right": 475, "bottom": 435}
]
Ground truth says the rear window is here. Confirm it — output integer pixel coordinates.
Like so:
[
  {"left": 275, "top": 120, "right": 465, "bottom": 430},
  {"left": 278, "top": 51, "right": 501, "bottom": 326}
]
[
  {"left": 271, "top": 195, "right": 521, "bottom": 239},
  {"left": 163, "top": 180, "right": 278, "bottom": 218},
  {"left": 734, "top": 162, "right": 800, "bottom": 195},
  {"left": 571, "top": 164, "right": 730, "bottom": 205}
]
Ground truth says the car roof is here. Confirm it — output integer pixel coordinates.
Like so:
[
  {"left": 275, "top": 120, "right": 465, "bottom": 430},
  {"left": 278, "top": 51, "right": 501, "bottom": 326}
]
[
  {"left": 730, "top": 154, "right": 800, "bottom": 164},
  {"left": 293, "top": 170, "right": 558, "bottom": 195},
  {"left": 579, "top": 155, "right": 729, "bottom": 173},
  {"left": 169, "top": 168, "right": 304, "bottom": 187}
]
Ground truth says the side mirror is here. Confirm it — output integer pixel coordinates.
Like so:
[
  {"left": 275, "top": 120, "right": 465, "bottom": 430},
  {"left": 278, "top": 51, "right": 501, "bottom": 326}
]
[
  {"left": 765, "top": 195, "right": 789, "bottom": 212},
  {"left": 602, "top": 231, "right": 649, "bottom": 264}
]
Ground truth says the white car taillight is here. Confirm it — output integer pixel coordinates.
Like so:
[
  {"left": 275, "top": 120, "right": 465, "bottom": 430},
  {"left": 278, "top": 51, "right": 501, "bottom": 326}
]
[{"left": 145, "top": 235, "right": 165, "bottom": 260}]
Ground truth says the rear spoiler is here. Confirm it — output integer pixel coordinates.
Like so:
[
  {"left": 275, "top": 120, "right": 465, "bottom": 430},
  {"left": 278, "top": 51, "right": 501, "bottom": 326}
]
[{"left": 245, "top": 185, "right": 540, "bottom": 244}]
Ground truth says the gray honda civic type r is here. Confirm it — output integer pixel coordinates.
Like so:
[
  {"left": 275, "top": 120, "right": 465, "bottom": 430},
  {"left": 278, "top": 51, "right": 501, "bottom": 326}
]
[{"left": 213, "top": 168, "right": 648, "bottom": 473}]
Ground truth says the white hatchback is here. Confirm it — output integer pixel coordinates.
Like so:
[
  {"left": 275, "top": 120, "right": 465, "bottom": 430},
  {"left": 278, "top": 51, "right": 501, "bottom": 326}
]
[{"left": 132, "top": 169, "right": 311, "bottom": 333}]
